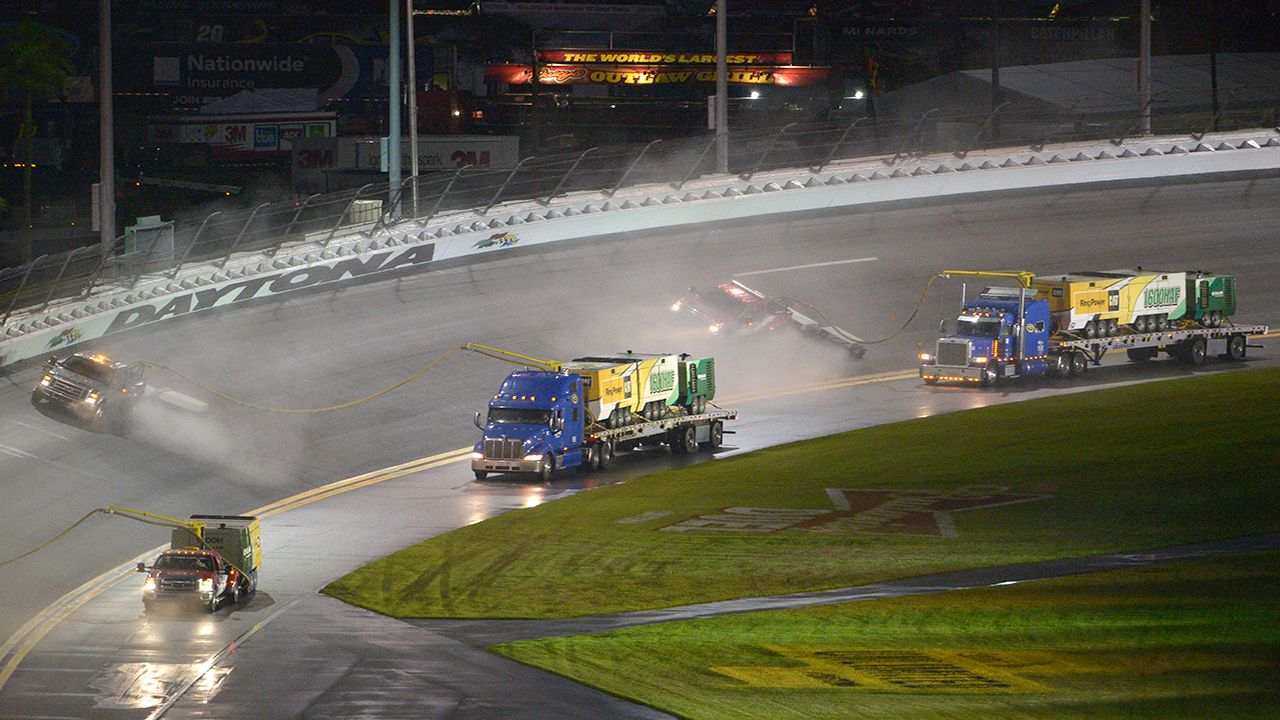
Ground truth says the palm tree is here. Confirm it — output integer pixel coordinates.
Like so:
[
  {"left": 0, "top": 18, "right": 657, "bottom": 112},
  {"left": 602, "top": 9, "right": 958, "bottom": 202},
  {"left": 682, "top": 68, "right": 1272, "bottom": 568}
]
[{"left": 0, "top": 20, "right": 73, "bottom": 262}]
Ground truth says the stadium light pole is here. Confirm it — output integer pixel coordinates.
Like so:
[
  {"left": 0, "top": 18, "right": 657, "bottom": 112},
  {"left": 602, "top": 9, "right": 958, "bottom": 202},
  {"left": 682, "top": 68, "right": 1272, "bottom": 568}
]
[
  {"left": 98, "top": 0, "right": 115, "bottom": 253},
  {"left": 406, "top": 0, "right": 419, "bottom": 216},
  {"left": 1139, "top": 0, "right": 1151, "bottom": 134},
  {"left": 715, "top": 0, "right": 728, "bottom": 173},
  {"left": 388, "top": 0, "right": 402, "bottom": 219}
]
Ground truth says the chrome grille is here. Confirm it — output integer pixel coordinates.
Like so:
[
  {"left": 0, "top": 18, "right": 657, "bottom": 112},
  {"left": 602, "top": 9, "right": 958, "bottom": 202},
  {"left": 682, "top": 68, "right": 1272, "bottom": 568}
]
[
  {"left": 484, "top": 438, "right": 524, "bottom": 460},
  {"left": 159, "top": 577, "right": 196, "bottom": 592},
  {"left": 44, "top": 377, "right": 88, "bottom": 402},
  {"left": 936, "top": 340, "right": 971, "bottom": 367}
]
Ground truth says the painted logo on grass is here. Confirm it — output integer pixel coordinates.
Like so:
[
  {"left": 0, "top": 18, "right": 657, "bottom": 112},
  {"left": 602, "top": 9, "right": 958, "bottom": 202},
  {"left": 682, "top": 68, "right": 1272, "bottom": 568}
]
[
  {"left": 712, "top": 647, "right": 1050, "bottom": 692},
  {"left": 658, "top": 487, "right": 1048, "bottom": 536}
]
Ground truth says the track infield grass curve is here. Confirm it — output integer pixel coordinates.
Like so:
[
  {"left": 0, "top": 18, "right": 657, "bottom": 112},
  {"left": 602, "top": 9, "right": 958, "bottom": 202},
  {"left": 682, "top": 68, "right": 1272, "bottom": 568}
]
[{"left": 324, "top": 366, "right": 1280, "bottom": 620}]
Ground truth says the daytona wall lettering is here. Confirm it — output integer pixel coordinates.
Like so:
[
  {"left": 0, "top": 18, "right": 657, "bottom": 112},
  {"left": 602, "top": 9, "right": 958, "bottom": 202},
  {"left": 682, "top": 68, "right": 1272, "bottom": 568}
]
[{"left": 104, "top": 244, "right": 435, "bottom": 334}]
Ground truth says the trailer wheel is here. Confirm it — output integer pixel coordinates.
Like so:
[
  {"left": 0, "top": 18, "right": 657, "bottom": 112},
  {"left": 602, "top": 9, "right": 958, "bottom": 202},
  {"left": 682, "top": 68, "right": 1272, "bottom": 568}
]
[
  {"left": 1069, "top": 352, "right": 1088, "bottom": 376},
  {"left": 706, "top": 421, "right": 723, "bottom": 450},
  {"left": 1210, "top": 311, "right": 1223, "bottom": 328},
  {"left": 671, "top": 426, "right": 697, "bottom": 454},
  {"left": 1082, "top": 321, "right": 1098, "bottom": 339},
  {"left": 1183, "top": 338, "right": 1207, "bottom": 365},
  {"left": 1227, "top": 334, "right": 1247, "bottom": 361},
  {"left": 1126, "top": 347, "right": 1157, "bottom": 362}
]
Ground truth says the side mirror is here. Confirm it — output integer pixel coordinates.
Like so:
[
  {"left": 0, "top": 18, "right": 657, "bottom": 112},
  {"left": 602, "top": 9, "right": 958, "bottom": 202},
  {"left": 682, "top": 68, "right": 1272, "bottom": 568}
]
[
  {"left": 473, "top": 411, "right": 483, "bottom": 430},
  {"left": 136, "top": 562, "right": 147, "bottom": 573},
  {"left": 938, "top": 319, "right": 948, "bottom": 334},
  {"left": 552, "top": 416, "right": 564, "bottom": 432},
  {"left": 128, "top": 365, "right": 146, "bottom": 382}
]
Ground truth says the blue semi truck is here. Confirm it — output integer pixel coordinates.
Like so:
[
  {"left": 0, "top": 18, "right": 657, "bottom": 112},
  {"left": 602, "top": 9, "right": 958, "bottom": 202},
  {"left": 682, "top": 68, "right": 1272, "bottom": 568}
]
[
  {"left": 919, "top": 270, "right": 1268, "bottom": 386},
  {"left": 465, "top": 344, "right": 736, "bottom": 482}
]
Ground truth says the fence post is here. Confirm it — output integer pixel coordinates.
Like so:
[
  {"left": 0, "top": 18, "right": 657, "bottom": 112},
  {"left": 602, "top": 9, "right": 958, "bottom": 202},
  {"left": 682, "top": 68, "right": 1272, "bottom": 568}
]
[
  {"left": 424, "top": 164, "right": 472, "bottom": 224},
  {"left": 478, "top": 156, "right": 536, "bottom": 216},
  {"left": 323, "top": 183, "right": 374, "bottom": 247},
  {"left": 884, "top": 109, "right": 938, "bottom": 166},
  {"left": 163, "top": 210, "right": 215, "bottom": 274},
  {"left": 672, "top": 134, "right": 718, "bottom": 190},
  {"left": 954, "top": 101, "right": 1010, "bottom": 159},
  {"left": 540, "top": 147, "right": 598, "bottom": 206},
  {"left": 604, "top": 139, "right": 661, "bottom": 198},
  {"left": 1, "top": 256, "right": 45, "bottom": 326},
  {"left": 375, "top": 176, "right": 414, "bottom": 231},
  {"left": 810, "top": 116, "right": 867, "bottom": 174},
  {"left": 282, "top": 193, "right": 320, "bottom": 240},
  {"left": 1110, "top": 94, "right": 1163, "bottom": 146},
  {"left": 79, "top": 247, "right": 113, "bottom": 301},
  {"left": 221, "top": 204, "right": 270, "bottom": 264},
  {"left": 37, "top": 252, "right": 76, "bottom": 313},
  {"left": 740, "top": 122, "right": 797, "bottom": 181}
]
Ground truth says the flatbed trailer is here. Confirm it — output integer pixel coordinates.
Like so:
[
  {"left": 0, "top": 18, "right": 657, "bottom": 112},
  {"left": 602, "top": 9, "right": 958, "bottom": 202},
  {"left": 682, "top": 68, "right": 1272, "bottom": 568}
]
[
  {"left": 587, "top": 408, "right": 737, "bottom": 453},
  {"left": 918, "top": 270, "right": 1268, "bottom": 386}
]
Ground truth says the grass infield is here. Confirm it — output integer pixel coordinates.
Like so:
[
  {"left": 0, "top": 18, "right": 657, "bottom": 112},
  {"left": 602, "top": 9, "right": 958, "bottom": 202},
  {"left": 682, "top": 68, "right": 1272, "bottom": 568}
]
[
  {"left": 493, "top": 552, "right": 1280, "bottom": 719},
  {"left": 323, "top": 367, "right": 1280, "bottom": 619}
]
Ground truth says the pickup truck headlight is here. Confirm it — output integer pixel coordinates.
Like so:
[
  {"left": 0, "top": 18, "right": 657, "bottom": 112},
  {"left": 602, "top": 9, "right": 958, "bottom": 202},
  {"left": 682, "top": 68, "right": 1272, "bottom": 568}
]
[
  {"left": 708, "top": 323, "right": 722, "bottom": 334},
  {"left": 670, "top": 301, "right": 682, "bottom": 312},
  {"left": 143, "top": 577, "right": 156, "bottom": 593},
  {"left": 198, "top": 578, "right": 214, "bottom": 593},
  {"left": 85, "top": 391, "right": 101, "bottom": 404},
  {"left": 40, "top": 375, "right": 52, "bottom": 387}
]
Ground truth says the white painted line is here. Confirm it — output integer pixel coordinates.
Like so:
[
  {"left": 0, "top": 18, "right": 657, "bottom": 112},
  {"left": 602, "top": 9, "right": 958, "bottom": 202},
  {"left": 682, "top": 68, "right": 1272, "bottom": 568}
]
[
  {"left": 9, "top": 420, "right": 72, "bottom": 442},
  {"left": 733, "top": 257, "right": 878, "bottom": 277},
  {"left": 0, "top": 444, "right": 38, "bottom": 459}
]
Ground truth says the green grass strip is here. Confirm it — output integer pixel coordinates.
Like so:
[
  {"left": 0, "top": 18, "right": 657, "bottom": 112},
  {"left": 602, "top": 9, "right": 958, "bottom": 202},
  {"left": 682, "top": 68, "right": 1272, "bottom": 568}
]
[
  {"left": 324, "top": 367, "right": 1280, "bottom": 619},
  {"left": 495, "top": 551, "right": 1280, "bottom": 719}
]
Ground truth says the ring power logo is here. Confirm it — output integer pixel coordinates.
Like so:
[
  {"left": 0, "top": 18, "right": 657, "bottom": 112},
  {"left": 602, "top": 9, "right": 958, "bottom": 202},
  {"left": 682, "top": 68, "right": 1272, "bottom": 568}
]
[{"left": 659, "top": 487, "right": 1047, "bottom": 536}]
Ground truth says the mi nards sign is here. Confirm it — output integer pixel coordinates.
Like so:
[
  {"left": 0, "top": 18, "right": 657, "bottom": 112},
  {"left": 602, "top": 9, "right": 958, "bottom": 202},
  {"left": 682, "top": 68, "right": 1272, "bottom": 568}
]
[{"left": 659, "top": 487, "right": 1047, "bottom": 537}]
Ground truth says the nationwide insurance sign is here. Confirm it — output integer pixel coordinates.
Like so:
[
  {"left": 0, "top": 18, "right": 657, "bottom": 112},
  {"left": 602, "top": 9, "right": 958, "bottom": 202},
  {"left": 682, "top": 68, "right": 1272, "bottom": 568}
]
[{"left": 118, "top": 42, "right": 429, "bottom": 107}]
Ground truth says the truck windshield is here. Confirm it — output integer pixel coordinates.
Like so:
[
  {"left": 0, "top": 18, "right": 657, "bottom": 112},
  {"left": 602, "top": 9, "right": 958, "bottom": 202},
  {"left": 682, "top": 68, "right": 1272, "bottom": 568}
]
[
  {"left": 956, "top": 318, "right": 1002, "bottom": 338},
  {"left": 61, "top": 356, "right": 114, "bottom": 384},
  {"left": 154, "top": 555, "right": 214, "bottom": 571},
  {"left": 488, "top": 408, "right": 551, "bottom": 425}
]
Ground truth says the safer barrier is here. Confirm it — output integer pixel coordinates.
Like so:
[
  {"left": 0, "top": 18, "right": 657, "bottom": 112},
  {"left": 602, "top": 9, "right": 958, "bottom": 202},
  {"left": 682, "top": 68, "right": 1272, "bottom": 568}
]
[{"left": 1, "top": 117, "right": 1278, "bottom": 368}]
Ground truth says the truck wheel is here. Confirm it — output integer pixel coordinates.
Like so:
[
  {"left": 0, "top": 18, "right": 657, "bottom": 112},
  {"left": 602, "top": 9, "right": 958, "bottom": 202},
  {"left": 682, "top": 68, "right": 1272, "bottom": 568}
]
[
  {"left": 536, "top": 454, "right": 553, "bottom": 483},
  {"left": 1133, "top": 315, "right": 1149, "bottom": 333},
  {"left": 1106, "top": 319, "right": 1119, "bottom": 337},
  {"left": 672, "top": 426, "right": 698, "bottom": 454},
  {"left": 207, "top": 596, "right": 219, "bottom": 613},
  {"left": 922, "top": 376, "right": 938, "bottom": 385},
  {"left": 1126, "top": 348, "right": 1157, "bottom": 362},
  {"left": 1155, "top": 315, "right": 1168, "bottom": 330},
  {"left": 597, "top": 442, "right": 612, "bottom": 470},
  {"left": 231, "top": 584, "right": 242, "bottom": 606},
  {"left": 1069, "top": 352, "right": 1087, "bottom": 377},
  {"left": 578, "top": 446, "right": 595, "bottom": 474},
  {"left": 143, "top": 600, "right": 153, "bottom": 614},
  {"left": 706, "top": 421, "right": 723, "bottom": 450},
  {"left": 1227, "top": 334, "right": 1247, "bottom": 361},
  {"left": 1183, "top": 338, "right": 1207, "bottom": 365},
  {"left": 1082, "top": 320, "right": 1097, "bottom": 339},
  {"left": 1051, "top": 354, "right": 1071, "bottom": 378},
  {"left": 474, "top": 471, "right": 487, "bottom": 481}
]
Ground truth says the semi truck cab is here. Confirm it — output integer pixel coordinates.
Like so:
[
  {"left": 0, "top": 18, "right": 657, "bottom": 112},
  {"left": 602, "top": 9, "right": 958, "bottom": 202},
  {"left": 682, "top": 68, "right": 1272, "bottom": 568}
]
[
  {"left": 472, "top": 371, "right": 586, "bottom": 482},
  {"left": 920, "top": 287, "right": 1051, "bottom": 385}
]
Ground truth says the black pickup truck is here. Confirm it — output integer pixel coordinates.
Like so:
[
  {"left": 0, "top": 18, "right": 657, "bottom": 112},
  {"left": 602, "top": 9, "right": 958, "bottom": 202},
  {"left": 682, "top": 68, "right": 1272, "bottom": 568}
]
[{"left": 31, "top": 352, "right": 145, "bottom": 431}]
